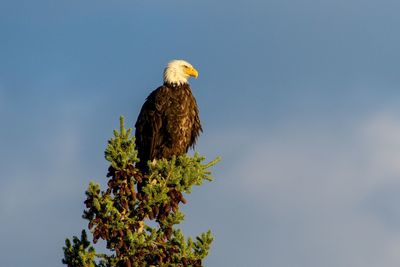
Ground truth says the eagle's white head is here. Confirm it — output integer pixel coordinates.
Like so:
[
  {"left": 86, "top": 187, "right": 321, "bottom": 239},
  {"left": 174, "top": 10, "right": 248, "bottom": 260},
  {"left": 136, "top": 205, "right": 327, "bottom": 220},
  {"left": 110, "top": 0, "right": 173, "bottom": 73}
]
[{"left": 163, "top": 59, "right": 199, "bottom": 86}]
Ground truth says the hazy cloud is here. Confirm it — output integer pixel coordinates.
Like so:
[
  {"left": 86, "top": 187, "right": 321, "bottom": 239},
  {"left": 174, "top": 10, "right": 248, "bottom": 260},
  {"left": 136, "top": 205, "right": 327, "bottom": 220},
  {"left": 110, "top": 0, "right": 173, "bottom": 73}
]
[
  {"left": 0, "top": 103, "right": 94, "bottom": 266},
  {"left": 215, "top": 110, "right": 400, "bottom": 267}
]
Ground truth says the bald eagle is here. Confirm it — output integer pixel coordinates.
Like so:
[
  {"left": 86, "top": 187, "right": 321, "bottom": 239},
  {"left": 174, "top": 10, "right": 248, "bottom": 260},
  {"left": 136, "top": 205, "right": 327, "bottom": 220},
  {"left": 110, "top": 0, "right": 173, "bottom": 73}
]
[{"left": 135, "top": 60, "right": 202, "bottom": 173}]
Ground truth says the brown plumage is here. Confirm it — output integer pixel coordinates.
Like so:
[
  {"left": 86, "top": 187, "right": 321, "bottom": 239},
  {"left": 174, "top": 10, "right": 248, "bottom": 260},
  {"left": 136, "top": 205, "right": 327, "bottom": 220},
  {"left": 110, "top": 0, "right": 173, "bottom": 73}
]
[{"left": 134, "top": 60, "right": 202, "bottom": 173}]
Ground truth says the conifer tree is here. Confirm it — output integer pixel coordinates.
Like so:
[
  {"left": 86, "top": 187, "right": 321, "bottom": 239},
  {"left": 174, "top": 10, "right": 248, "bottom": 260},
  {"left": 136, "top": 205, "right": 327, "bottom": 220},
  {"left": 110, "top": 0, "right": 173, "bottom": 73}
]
[{"left": 62, "top": 116, "right": 220, "bottom": 267}]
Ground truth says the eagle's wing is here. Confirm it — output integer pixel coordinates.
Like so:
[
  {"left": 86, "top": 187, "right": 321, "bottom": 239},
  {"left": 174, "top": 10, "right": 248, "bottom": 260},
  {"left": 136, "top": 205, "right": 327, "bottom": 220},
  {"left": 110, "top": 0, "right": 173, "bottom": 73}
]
[{"left": 135, "top": 86, "right": 170, "bottom": 171}]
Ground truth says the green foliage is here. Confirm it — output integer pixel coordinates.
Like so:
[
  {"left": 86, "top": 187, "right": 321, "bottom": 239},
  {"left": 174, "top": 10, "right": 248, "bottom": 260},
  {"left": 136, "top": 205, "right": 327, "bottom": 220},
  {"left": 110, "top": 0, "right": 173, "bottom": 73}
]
[
  {"left": 105, "top": 116, "right": 139, "bottom": 170},
  {"left": 63, "top": 116, "right": 220, "bottom": 267},
  {"left": 62, "top": 230, "right": 107, "bottom": 267}
]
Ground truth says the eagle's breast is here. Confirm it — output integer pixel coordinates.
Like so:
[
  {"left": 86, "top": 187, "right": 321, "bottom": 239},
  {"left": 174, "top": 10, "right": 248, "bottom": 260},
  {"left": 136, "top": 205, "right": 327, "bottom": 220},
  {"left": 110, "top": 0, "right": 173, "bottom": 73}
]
[
  {"left": 134, "top": 83, "right": 202, "bottom": 172},
  {"left": 167, "top": 84, "right": 199, "bottom": 154}
]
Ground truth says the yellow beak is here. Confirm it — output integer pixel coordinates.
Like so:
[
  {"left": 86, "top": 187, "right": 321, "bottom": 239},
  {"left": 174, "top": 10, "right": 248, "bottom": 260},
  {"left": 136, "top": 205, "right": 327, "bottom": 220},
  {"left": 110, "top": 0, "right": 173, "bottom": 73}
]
[{"left": 185, "top": 67, "right": 199, "bottom": 78}]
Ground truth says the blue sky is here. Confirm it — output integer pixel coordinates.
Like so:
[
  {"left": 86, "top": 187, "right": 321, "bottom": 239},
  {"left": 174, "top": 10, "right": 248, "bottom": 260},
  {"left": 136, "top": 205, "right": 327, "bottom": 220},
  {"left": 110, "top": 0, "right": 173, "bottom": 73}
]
[{"left": 2, "top": 0, "right": 400, "bottom": 266}]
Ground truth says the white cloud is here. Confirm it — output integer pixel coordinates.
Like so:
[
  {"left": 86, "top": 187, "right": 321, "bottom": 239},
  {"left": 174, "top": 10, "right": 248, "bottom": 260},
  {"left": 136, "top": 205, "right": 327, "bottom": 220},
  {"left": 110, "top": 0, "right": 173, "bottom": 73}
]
[{"left": 362, "top": 111, "right": 400, "bottom": 178}]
